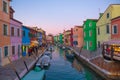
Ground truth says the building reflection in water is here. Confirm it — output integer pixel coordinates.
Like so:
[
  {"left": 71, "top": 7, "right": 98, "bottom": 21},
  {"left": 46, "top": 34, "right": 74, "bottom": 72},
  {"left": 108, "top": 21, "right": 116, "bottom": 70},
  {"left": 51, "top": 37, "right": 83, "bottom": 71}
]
[{"left": 72, "top": 59, "right": 84, "bottom": 73}]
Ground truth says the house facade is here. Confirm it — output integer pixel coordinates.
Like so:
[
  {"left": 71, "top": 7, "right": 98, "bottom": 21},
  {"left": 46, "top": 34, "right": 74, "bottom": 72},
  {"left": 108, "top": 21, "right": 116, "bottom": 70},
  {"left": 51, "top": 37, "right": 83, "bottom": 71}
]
[
  {"left": 10, "top": 7, "right": 22, "bottom": 61},
  {"left": 46, "top": 34, "right": 53, "bottom": 44},
  {"left": 0, "top": 0, "right": 11, "bottom": 66},
  {"left": 59, "top": 33, "right": 63, "bottom": 44},
  {"left": 83, "top": 19, "right": 97, "bottom": 51},
  {"left": 63, "top": 30, "right": 71, "bottom": 46},
  {"left": 22, "top": 26, "right": 30, "bottom": 56},
  {"left": 111, "top": 16, "right": 120, "bottom": 40},
  {"left": 97, "top": 4, "right": 120, "bottom": 48},
  {"left": 70, "top": 28, "right": 73, "bottom": 47},
  {"left": 73, "top": 26, "right": 83, "bottom": 48}
]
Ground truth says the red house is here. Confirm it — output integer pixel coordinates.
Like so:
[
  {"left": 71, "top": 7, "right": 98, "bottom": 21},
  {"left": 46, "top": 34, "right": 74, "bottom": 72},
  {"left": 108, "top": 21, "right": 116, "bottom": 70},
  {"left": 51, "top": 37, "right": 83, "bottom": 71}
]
[
  {"left": 70, "top": 28, "right": 73, "bottom": 46},
  {"left": 111, "top": 16, "right": 120, "bottom": 40}
]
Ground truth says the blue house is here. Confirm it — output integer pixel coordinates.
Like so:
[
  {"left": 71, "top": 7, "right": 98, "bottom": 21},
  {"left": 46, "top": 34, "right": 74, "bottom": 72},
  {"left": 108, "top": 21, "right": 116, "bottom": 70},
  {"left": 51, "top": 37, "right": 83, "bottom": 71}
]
[{"left": 22, "top": 26, "right": 30, "bottom": 56}]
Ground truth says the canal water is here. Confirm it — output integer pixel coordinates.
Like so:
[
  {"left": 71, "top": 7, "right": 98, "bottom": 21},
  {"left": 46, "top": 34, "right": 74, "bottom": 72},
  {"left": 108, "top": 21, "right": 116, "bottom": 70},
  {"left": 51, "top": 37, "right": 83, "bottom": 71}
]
[{"left": 45, "top": 46, "right": 104, "bottom": 80}]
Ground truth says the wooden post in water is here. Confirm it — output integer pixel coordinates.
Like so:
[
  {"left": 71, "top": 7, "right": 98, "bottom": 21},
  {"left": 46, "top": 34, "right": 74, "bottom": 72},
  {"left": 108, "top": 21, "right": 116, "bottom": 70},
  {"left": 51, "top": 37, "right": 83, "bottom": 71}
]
[
  {"left": 8, "top": 57, "right": 21, "bottom": 80},
  {"left": 22, "top": 57, "right": 29, "bottom": 71}
]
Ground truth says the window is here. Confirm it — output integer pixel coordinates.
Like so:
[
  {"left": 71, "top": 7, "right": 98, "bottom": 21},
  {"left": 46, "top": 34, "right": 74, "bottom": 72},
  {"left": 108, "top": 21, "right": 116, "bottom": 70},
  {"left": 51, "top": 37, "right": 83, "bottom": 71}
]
[
  {"left": 84, "top": 32, "right": 86, "bottom": 37},
  {"left": 4, "top": 46, "right": 8, "bottom": 57},
  {"left": 84, "top": 25, "right": 86, "bottom": 29},
  {"left": 98, "top": 41, "right": 100, "bottom": 48},
  {"left": 18, "top": 45, "right": 20, "bottom": 57},
  {"left": 89, "top": 41, "right": 92, "bottom": 47},
  {"left": 3, "top": 24, "right": 8, "bottom": 36},
  {"left": 106, "top": 24, "right": 110, "bottom": 34},
  {"left": 107, "top": 13, "right": 109, "bottom": 19},
  {"left": 89, "top": 22, "right": 92, "bottom": 27},
  {"left": 98, "top": 27, "right": 100, "bottom": 35},
  {"left": 11, "top": 27, "right": 14, "bottom": 36},
  {"left": 3, "top": 1, "right": 8, "bottom": 13},
  {"left": 112, "top": 25, "right": 118, "bottom": 34},
  {"left": 76, "top": 29, "right": 78, "bottom": 31},
  {"left": 12, "top": 46, "right": 15, "bottom": 55},
  {"left": 17, "top": 28, "right": 20, "bottom": 37},
  {"left": 22, "top": 30, "right": 25, "bottom": 37},
  {"left": 89, "top": 30, "right": 92, "bottom": 37}
]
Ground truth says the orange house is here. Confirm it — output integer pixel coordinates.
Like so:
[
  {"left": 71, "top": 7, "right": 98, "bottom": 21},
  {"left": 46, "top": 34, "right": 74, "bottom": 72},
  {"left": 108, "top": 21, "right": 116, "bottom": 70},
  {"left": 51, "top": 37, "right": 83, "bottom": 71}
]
[
  {"left": 111, "top": 16, "right": 120, "bottom": 40},
  {"left": 0, "top": 0, "right": 11, "bottom": 66},
  {"left": 73, "top": 26, "right": 83, "bottom": 48}
]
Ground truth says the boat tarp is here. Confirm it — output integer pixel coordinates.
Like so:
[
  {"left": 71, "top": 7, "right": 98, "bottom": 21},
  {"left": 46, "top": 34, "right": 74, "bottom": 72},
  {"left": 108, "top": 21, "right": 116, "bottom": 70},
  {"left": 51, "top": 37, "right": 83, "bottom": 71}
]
[{"left": 22, "top": 70, "right": 45, "bottom": 80}]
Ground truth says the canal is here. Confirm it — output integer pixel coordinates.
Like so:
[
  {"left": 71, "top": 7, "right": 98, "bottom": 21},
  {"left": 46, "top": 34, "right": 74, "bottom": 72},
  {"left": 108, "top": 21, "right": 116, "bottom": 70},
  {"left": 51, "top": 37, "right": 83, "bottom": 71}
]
[{"left": 45, "top": 46, "right": 104, "bottom": 80}]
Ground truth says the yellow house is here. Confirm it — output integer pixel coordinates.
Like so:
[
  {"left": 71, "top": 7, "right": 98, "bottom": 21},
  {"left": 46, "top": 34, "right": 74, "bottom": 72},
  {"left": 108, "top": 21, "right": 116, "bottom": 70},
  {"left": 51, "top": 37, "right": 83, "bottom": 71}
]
[{"left": 96, "top": 4, "right": 120, "bottom": 48}]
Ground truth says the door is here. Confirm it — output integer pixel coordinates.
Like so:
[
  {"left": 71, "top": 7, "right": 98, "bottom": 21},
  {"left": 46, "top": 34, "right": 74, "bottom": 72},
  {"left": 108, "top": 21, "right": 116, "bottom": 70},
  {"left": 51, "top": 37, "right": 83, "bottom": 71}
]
[
  {"left": 87, "top": 41, "right": 89, "bottom": 50},
  {"left": 18, "top": 45, "right": 20, "bottom": 58},
  {"left": 0, "top": 48, "right": 2, "bottom": 65}
]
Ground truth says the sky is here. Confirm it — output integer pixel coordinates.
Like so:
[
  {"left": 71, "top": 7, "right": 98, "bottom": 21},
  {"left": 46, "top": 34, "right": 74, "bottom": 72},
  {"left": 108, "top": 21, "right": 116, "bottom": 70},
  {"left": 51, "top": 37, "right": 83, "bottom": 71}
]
[{"left": 11, "top": 0, "right": 120, "bottom": 35}]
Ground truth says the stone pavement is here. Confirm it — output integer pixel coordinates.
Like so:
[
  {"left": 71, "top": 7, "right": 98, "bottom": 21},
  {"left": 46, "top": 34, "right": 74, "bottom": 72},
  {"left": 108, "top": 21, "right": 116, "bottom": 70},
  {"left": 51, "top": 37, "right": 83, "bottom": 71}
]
[
  {"left": 70, "top": 46, "right": 120, "bottom": 80},
  {"left": 0, "top": 47, "right": 45, "bottom": 80}
]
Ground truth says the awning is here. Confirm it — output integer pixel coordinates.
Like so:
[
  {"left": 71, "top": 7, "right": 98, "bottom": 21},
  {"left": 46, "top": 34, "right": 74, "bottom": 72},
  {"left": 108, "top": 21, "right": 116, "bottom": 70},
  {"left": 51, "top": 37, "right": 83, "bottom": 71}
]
[
  {"left": 30, "top": 40, "right": 39, "bottom": 47},
  {"left": 31, "top": 41, "right": 39, "bottom": 44}
]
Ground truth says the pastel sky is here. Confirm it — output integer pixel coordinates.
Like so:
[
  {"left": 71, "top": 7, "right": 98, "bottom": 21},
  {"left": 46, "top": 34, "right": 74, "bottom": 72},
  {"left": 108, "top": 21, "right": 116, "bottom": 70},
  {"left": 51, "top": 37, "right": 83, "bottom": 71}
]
[{"left": 11, "top": 0, "right": 120, "bottom": 35}]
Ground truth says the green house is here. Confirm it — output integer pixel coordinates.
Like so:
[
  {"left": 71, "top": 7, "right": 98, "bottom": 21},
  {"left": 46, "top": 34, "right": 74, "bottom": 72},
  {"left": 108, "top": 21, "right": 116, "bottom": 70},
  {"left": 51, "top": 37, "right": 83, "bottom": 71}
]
[
  {"left": 59, "top": 33, "right": 63, "bottom": 44},
  {"left": 83, "top": 19, "right": 97, "bottom": 51}
]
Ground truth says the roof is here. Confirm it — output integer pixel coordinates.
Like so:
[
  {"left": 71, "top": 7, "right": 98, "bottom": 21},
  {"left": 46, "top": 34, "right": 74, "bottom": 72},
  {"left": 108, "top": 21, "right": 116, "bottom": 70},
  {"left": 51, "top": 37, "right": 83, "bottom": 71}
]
[
  {"left": 111, "top": 16, "right": 120, "bottom": 20},
  {"left": 75, "top": 26, "right": 83, "bottom": 28},
  {"left": 11, "top": 18, "right": 22, "bottom": 24},
  {"left": 97, "top": 4, "right": 120, "bottom": 22},
  {"left": 87, "top": 19, "right": 98, "bottom": 21},
  {"left": 10, "top": 7, "right": 15, "bottom": 13}
]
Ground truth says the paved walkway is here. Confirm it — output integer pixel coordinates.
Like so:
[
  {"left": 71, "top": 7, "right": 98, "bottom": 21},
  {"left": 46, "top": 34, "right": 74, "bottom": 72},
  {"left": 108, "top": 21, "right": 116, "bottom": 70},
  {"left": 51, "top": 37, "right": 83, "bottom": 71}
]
[
  {"left": 70, "top": 47, "right": 120, "bottom": 80},
  {"left": 0, "top": 47, "right": 45, "bottom": 80}
]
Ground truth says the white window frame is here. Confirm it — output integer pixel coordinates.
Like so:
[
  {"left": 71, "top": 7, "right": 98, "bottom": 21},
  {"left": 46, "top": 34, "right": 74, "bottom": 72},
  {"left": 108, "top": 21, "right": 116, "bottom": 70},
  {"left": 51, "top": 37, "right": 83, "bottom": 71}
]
[
  {"left": 84, "top": 25, "right": 86, "bottom": 29},
  {"left": 89, "top": 22, "right": 92, "bottom": 27},
  {"left": 2, "top": 0, "right": 9, "bottom": 13},
  {"left": 84, "top": 32, "right": 86, "bottom": 37},
  {"left": 106, "top": 24, "right": 110, "bottom": 34},
  {"left": 89, "top": 30, "right": 92, "bottom": 37},
  {"left": 112, "top": 24, "right": 118, "bottom": 34}
]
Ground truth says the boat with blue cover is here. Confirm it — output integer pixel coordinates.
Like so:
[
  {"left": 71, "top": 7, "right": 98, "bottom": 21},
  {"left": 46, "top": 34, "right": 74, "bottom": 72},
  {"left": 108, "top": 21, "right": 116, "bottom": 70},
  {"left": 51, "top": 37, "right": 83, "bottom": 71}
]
[{"left": 22, "top": 66, "right": 45, "bottom": 80}]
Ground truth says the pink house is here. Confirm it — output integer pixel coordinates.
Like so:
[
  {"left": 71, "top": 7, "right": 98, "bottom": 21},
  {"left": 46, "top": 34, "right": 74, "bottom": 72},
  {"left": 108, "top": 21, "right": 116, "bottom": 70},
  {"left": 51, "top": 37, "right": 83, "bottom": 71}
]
[
  {"left": 10, "top": 7, "right": 22, "bottom": 61},
  {"left": 73, "top": 26, "right": 83, "bottom": 48}
]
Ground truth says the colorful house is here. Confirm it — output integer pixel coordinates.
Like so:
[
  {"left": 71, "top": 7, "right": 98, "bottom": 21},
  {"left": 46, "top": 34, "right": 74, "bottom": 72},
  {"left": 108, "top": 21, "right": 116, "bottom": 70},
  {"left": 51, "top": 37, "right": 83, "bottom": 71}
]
[
  {"left": 32, "top": 27, "right": 42, "bottom": 46},
  {"left": 97, "top": 4, "right": 120, "bottom": 48},
  {"left": 46, "top": 34, "right": 54, "bottom": 44},
  {"left": 39, "top": 28, "right": 46, "bottom": 46},
  {"left": 70, "top": 28, "right": 73, "bottom": 47},
  {"left": 0, "top": 0, "right": 11, "bottom": 66},
  {"left": 54, "top": 36, "right": 57, "bottom": 43},
  {"left": 29, "top": 27, "right": 38, "bottom": 47},
  {"left": 63, "top": 30, "right": 71, "bottom": 46},
  {"left": 73, "top": 26, "right": 83, "bottom": 48},
  {"left": 37, "top": 28, "right": 43, "bottom": 46},
  {"left": 83, "top": 19, "right": 97, "bottom": 51},
  {"left": 22, "top": 26, "right": 30, "bottom": 56},
  {"left": 10, "top": 7, "right": 22, "bottom": 61},
  {"left": 111, "top": 16, "right": 120, "bottom": 40},
  {"left": 59, "top": 33, "right": 63, "bottom": 44}
]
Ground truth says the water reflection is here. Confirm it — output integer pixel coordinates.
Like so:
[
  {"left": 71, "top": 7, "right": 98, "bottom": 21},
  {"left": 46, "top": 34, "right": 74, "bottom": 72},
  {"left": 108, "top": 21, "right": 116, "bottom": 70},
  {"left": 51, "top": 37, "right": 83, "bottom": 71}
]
[{"left": 45, "top": 46, "right": 104, "bottom": 80}]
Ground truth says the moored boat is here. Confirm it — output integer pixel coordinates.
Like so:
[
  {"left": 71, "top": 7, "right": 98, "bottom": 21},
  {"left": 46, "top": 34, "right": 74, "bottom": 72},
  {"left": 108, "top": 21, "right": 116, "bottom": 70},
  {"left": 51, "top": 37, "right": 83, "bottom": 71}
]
[
  {"left": 36, "top": 55, "right": 50, "bottom": 67},
  {"left": 22, "top": 66, "right": 45, "bottom": 80}
]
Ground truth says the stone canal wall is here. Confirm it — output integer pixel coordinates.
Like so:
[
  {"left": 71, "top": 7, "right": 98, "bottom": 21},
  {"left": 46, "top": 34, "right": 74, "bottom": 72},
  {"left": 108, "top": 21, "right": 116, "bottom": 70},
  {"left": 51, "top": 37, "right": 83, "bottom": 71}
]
[
  {"left": 0, "top": 48, "right": 45, "bottom": 80},
  {"left": 69, "top": 47, "right": 120, "bottom": 80}
]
